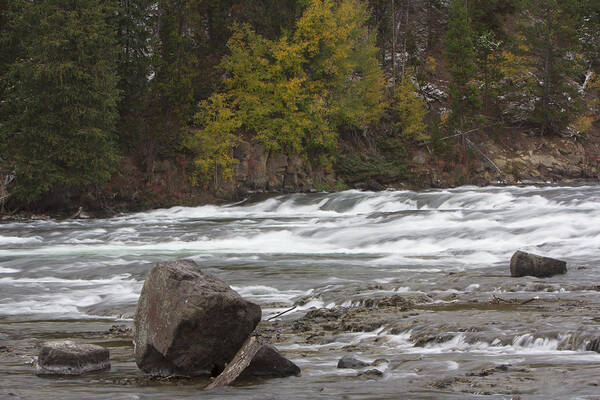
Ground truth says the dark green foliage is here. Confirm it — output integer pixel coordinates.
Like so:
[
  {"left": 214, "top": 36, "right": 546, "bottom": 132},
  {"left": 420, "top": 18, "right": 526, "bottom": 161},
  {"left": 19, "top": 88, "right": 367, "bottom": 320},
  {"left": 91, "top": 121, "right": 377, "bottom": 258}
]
[
  {"left": 112, "top": 0, "right": 156, "bottom": 152},
  {"left": 445, "top": 0, "right": 480, "bottom": 132},
  {"left": 1, "top": 0, "right": 598, "bottom": 207},
  {"left": 520, "top": 0, "right": 585, "bottom": 135},
  {"left": 577, "top": 0, "right": 600, "bottom": 74},
  {"left": 337, "top": 136, "right": 407, "bottom": 184},
  {"left": 1, "top": 0, "right": 121, "bottom": 202},
  {"left": 469, "top": 0, "right": 520, "bottom": 35}
]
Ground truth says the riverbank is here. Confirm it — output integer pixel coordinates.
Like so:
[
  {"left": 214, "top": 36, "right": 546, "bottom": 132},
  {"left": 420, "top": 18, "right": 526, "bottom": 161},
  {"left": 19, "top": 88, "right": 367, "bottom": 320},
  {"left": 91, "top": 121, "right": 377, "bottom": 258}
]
[{"left": 2, "top": 126, "right": 600, "bottom": 221}]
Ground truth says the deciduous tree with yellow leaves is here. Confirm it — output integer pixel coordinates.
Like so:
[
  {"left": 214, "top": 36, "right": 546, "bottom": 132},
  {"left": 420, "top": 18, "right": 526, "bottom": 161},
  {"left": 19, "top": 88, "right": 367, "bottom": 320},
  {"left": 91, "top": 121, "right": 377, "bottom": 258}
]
[{"left": 185, "top": 0, "right": 386, "bottom": 185}]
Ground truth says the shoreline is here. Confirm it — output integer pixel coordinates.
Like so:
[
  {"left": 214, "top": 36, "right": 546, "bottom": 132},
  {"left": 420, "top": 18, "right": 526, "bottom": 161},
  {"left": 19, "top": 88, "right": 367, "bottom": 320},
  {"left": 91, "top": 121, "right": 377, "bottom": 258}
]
[{"left": 1, "top": 179, "right": 598, "bottom": 223}]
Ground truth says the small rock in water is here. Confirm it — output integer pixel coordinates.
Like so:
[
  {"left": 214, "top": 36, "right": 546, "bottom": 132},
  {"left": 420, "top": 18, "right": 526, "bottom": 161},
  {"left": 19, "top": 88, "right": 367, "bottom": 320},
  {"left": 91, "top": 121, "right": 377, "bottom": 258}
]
[
  {"left": 36, "top": 340, "right": 110, "bottom": 376},
  {"left": 510, "top": 251, "right": 567, "bottom": 278},
  {"left": 241, "top": 344, "right": 301, "bottom": 378},
  {"left": 337, "top": 355, "right": 370, "bottom": 369}
]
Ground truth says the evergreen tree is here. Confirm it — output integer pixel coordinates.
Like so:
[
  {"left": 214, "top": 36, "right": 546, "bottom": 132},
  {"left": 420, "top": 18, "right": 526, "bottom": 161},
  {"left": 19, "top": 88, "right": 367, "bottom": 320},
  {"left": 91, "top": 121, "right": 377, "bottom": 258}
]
[
  {"left": 521, "top": 0, "right": 584, "bottom": 135},
  {"left": 475, "top": 30, "right": 503, "bottom": 115},
  {"left": 113, "top": 0, "right": 156, "bottom": 152},
  {"left": 0, "top": 0, "right": 121, "bottom": 202},
  {"left": 444, "top": 0, "right": 480, "bottom": 135}
]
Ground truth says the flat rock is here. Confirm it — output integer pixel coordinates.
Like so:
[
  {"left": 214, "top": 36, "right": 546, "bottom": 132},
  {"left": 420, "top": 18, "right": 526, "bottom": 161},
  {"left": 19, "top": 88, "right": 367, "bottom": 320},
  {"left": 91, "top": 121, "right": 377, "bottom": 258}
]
[
  {"left": 510, "top": 251, "right": 567, "bottom": 278},
  {"left": 134, "top": 259, "right": 261, "bottom": 376},
  {"left": 36, "top": 340, "right": 110, "bottom": 376}
]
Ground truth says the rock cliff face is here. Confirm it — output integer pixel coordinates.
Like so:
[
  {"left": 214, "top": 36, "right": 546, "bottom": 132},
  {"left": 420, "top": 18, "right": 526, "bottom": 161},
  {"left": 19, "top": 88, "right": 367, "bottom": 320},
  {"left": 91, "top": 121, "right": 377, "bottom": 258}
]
[
  {"left": 229, "top": 140, "right": 335, "bottom": 194},
  {"left": 399, "top": 129, "right": 600, "bottom": 189}
]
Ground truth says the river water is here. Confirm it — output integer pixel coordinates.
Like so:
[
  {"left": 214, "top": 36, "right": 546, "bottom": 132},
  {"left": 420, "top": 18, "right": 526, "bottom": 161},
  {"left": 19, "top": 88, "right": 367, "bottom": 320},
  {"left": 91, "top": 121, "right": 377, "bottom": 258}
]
[{"left": 1, "top": 186, "right": 600, "bottom": 399}]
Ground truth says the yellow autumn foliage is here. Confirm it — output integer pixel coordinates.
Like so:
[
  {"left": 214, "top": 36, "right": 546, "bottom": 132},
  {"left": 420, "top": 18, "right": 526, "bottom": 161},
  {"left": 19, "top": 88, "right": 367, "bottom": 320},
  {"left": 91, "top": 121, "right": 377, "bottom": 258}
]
[{"left": 185, "top": 0, "right": 386, "bottom": 186}]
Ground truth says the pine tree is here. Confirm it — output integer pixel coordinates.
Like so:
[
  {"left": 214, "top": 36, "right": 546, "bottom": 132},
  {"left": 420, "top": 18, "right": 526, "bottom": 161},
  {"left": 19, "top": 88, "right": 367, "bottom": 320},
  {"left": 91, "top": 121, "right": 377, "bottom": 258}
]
[
  {"left": 0, "top": 0, "right": 121, "bottom": 202},
  {"left": 475, "top": 30, "right": 503, "bottom": 114},
  {"left": 444, "top": 0, "right": 480, "bottom": 135},
  {"left": 521, "top": 0, "right": 584, "bottom": 135},
  {"left": 112, "top": 0, "right": 156, "bottom": 152}
]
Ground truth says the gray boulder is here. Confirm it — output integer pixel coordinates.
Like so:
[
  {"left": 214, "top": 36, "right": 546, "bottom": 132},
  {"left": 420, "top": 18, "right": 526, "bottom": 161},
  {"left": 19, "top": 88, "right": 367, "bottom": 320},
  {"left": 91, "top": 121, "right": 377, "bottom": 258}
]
[
  {"left": 510, "top": 251, "right": 567, "bottom": 278},
  {"left": 36, "top": 340, "right": 110, "bottom": 375},
  {"left": 134, "top": 259, "right": 262, "bottom": 376}
]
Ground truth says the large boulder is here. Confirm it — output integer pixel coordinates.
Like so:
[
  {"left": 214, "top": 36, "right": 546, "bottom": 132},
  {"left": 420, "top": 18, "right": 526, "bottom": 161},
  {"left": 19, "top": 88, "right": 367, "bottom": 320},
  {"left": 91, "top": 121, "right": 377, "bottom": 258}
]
[
  {"left": 134, "top": 260, "right": 262, "bottom": 376},
  {"left": 510, "top": 251, "right": 567, "bottom": 278},
  {"left": 36, "top": 340, "right": 110, "bottom": 376}
]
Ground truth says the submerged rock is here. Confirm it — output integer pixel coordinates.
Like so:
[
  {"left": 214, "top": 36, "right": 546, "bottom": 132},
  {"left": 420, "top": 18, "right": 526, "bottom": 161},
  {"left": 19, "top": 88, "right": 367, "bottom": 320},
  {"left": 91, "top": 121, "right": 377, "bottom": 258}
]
[
  {"left": 134, "top": 259, "right": 262, "bottom": 376},
  {"left": 36, "top": 341, "right": 110, "bottom": 376},
  {"left": 337, "top": 355, "right": 370, "bottom": 369},
  {"left": 510, "top": 251, "right": 567, "bottom": 278}
]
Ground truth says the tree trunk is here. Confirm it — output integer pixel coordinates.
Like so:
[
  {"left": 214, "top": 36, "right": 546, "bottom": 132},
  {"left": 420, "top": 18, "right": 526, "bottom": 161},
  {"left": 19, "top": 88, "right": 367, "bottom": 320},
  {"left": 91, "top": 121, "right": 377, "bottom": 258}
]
[
  {"left": 392, "top": 0, "right": 396, "bottom": 85},
  {"left": 541, "top": 6, "right": 552, "bottom": 136},
  {"left": 401, "top": 0, "right": 410, "bottom": 78}
]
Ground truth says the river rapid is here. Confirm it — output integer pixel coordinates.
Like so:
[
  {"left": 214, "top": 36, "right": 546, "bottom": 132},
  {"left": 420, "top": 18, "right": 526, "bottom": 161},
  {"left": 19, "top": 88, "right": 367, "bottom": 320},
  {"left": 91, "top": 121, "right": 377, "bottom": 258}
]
[{"left": 1, "top": 186, "right": 600, "bottom": 399}]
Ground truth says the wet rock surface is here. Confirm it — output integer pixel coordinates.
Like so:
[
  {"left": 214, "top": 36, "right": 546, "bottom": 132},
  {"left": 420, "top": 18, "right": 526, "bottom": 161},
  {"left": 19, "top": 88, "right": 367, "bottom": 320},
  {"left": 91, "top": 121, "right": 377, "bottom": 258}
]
[
  {"left": 510, "top": 251, "right": 567, "bottom": 278},
  {"left": 337, "top": 355, "right": 370, "bottom": 369},
  {"left": 133, "top": 260, "right": 262, "bottom": 376},
  {"left": 241, "top": 344, "right": 301, "bottom": 378},
  {"left": 3, "top": 275, "right": 600, "bottom": 398},
  {"left": 36, "top": 341, "right": 110, "bottom": 376},
  {"left": 3, "top": 187, "right": 600, "bottom": 399}
]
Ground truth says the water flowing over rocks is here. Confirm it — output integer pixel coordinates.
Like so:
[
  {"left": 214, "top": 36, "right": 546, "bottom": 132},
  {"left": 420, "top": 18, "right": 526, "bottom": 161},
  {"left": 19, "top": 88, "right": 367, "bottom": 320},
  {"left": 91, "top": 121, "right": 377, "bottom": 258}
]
[
  {"left": 3, "top": 187, "right": 600, "bottom": 398},
  {"left": 510, "top": 251, "right": 567, "bottom": 278},
  {"left": 133, "top": 259, "right": 262, "bottom": 376},
  {"left": 36, "top": 341, "right": 110, "bottom": 376}
]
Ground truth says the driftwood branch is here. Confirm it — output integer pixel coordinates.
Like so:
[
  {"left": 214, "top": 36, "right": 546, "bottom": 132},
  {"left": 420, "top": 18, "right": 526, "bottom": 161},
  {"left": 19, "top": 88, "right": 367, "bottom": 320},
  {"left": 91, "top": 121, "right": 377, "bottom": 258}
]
[
  {"left": 464, "top": 137, "right": 503, "bottom": 175},
  {"left": 206, "top": 336, "right": 264, "bottom": 390},
  {"left": 266, "top": 306, "right": 297, "bottom": 321},
  {"left": 69, "top": 206, "right": 83, "bottom": 219},
  {"left": 491, "top": 294, "right": 539, "bottom": 305}
]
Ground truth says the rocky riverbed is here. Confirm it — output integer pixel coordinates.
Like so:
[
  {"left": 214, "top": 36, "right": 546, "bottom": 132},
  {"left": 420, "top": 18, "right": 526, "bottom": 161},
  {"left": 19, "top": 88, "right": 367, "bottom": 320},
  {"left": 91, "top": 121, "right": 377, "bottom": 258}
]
[
  {"left": 2, "top": 186, "right": 600, "bottom": 399},
  {"left": 3, "top": 278, "right": 600, "bottom": 399}
]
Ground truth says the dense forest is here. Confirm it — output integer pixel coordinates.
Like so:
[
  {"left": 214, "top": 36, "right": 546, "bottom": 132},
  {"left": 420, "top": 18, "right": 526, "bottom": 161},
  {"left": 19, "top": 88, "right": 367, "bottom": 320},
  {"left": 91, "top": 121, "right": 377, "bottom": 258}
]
[{"left": 1, "top": 0, "right": 599, "bottom": 212}]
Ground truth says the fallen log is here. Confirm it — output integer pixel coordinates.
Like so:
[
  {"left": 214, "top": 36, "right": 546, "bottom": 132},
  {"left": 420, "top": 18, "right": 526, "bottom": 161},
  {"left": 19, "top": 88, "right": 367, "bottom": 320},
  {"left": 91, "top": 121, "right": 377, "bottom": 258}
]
[
  {"left": 206, "top": 336, "right": 301, "bottom": 389},
  {"left": 206, "top": 336, "right": 263, "bottom": 390}
]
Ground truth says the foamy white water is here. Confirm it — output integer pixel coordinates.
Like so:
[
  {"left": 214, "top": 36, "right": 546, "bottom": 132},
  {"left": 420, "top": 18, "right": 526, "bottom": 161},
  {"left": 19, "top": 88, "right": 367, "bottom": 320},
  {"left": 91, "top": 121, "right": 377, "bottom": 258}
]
[{"left": 1, "top": 185, "right": 599, "bottom": 320}]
